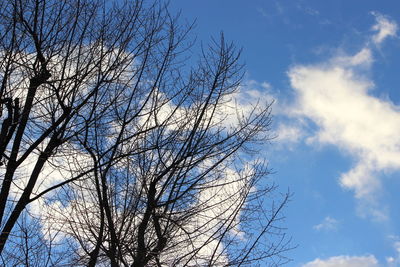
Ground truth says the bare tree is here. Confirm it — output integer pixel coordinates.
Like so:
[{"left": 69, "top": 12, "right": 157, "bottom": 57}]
[{"left": 0, "top": 0, "right": 290, "bottom": 266}]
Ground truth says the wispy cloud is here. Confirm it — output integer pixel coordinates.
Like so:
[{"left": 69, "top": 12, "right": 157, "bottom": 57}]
[
  {"left": 274, "top": 123, "right": 304, "bottom": 144},
  {"left": 386, "top": 236, "right": 400, "bottom": 266},
  {"left": 302, "top": 255, "right": 379, "bottom": 267},
  {"left": 371, "top": 12, "right": 397, "bottom": 45},
  {"left": 313, "top": 216, "right": 339, "bottom": 231}
]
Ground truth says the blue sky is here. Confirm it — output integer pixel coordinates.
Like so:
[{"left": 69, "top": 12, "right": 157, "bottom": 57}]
[{"left": 170, "top": 1, "right": 400, "bottom": 266}]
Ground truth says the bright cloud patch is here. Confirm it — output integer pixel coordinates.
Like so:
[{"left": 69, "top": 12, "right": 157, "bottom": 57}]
[
  {"left": 275, "top": 123, "right": 304, "bottom": 143},
  {"left": 284, "top": 14, "right": 400, "bottom": 216},
  {"left": 288, "top": 61, "right": 400, "bottom": 199},
  {"left": 302, "top": 255, "right": 379, "bottom": 267}
]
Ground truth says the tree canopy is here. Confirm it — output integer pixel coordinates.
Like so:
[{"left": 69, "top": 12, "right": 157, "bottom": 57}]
[{"left": 0, "top": 0, "right": 290, "bottom": 266}]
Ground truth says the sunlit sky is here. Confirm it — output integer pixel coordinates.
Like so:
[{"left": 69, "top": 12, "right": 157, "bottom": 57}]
[{"left": 170, "top": 1, "right": 400, "bottom": 266}]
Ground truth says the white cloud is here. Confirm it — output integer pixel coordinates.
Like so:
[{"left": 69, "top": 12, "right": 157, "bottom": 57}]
[
  {"left": 302, "top": 255, "right": 379, "bottom": 267},
  {"left": 313, "top": 216, "right": 339, "bottom": 231},
  {"left": 332, "top": 48, "right": 373, "bottom": 68},
  {"left": 288, "top": 60, "right": 400, "bottom": 201},
  {"left": 137, "top": 80, "right": 273, "bottom": 135},
  {"left": 274, "top": 123, "right": 304, "bottom": 143},
  {"left": 355, "top": 198, "right": 389, "bottom": 222},
  {"left": 283, "top": 13, "right": 400, "bottom": 219},
  {"left": 371, "top": 12, "right": 397, "bottom": 45},
  {"left": 175, "top": 164, "right": 254, "bottom": 264},
  {"left": 386, "top": 238, "right": 400, "bottom": 266}
]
